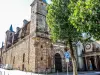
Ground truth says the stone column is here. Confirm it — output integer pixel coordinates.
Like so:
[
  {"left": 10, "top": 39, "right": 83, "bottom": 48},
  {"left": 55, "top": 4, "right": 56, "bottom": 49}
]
[
  {"left": 94, "top": 56, "right": 97, "bottom": 70},
  {"left": 77, "top": 43, "right": 84, "bottom": 71},
  {"left": 85, "top": 57, "right": 88, "bottom": 70}
]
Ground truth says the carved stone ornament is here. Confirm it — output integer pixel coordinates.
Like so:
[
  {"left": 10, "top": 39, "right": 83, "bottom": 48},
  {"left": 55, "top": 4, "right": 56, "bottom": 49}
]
[{"left": 85, "top": 44, "right": 91, "bottom": 50}]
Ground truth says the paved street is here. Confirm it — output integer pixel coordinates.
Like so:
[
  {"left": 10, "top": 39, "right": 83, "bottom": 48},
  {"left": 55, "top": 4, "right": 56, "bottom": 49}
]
[
  {"left": 0, "top": 68, "right": 100, "bottom": 75},
  {"left": 47, "top": 71, "right": 100, "bottom": 75}
]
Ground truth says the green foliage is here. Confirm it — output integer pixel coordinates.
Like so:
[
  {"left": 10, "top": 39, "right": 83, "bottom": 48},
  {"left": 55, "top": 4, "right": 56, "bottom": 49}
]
[
  {"left": 46, "top": 0, "right": 82, "bottom": 42},
  {"left": 69, "top": 0, "right": 100, "bottom": 40}
]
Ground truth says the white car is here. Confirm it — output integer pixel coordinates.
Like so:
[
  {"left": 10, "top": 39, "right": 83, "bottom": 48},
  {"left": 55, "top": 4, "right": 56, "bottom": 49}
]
[
  {"left": 0, "top": 64, "right": 4, "bottom": 68},
  {"left": 4, "top": 64, "right": 13, "bottom": 70}
]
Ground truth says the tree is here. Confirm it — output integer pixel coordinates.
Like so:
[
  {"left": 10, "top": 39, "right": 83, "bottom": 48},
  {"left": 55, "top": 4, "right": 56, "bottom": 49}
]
[
  {"left": 69, "top": 0, "right": 100, "bottom": 40},
  {"left": 46, "top": 0, "right": 82, "bottom": 75}
]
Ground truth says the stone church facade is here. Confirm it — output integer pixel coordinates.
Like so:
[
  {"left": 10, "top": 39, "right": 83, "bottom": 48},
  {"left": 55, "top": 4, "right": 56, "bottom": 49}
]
[{"left": 0, "top": 0, "right": 73, "bottom": 73}]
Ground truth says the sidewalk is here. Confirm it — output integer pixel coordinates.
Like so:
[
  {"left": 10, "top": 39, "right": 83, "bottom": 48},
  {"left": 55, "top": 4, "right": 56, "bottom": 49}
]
[{"left": 0, "top": 68, "right": 100, "bottom": 75}]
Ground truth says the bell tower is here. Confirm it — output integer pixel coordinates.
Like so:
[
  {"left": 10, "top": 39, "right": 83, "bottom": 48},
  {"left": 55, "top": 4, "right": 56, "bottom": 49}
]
[
  {"left": 29, "top": 0, "right": 52, "bottom": 73},
  {"left": 30, "top": 0, "right": 48, "bottom": 38}
]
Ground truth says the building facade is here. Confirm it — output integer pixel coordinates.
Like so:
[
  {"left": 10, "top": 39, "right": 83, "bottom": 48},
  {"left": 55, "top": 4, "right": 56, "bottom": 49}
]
[
  {"left": 0, "top": 0, "right": 74, "bottom": 73},
  {"left": 83, "top": 41, "right": 100, "bottom": 71},
  {"left": 1, "top": 0, "right": 100, "bottom": 73}
]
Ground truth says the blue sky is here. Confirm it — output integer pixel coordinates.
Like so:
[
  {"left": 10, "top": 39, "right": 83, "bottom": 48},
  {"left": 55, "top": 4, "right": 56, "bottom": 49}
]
[{"left": 0, "top": 0, "right": 51, "bottom": 47}]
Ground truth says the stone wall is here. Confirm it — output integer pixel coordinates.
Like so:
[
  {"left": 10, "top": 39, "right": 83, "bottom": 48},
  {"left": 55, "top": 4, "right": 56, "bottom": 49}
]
[
  {"left": 1, "top": 0, "right": 74, "bottom": 73},
  {"left": 2, "top": 35, "right": 52, "bottom": 73},
  {"left": 2, "top": 35, "right": 74, "bottom": 73},
  {"left": 2, "top": 35, "right": 36, "bottom": 72},
  {"left": 52, "top": 43, "right": 73, "bottom": 72},
  {"left": 31, "top": 37, "right": 52, "bottom": 73}
]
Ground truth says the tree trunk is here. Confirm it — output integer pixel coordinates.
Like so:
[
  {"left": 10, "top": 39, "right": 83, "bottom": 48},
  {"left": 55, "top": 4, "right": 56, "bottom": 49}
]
[{"left": 69, "top": 39, "right": 78, "bottom": 75}]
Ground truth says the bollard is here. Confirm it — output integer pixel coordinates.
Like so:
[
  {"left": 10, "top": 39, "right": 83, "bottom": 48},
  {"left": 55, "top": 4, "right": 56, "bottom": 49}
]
[
  {"left": 0, "top": 71, "right": 2, "bottom": 75},
  {"left": 67, "top": 62, "right": 69, "bottom": 75},
  {"left": 46, "top": 71, "right": 47, "bottom": 75},
  {"left": 26, "top": 71, "right": 27, "bottom": 75},
  {"left": 45, "top": 68, "right": 48, "bottom": 75},
  {"left": 31, "top": 72, "right": 32, "bottom": 75},
  {"left": 38, "top": 68, "right": 39, "bottom": 75},
  {"left": 4, "top": 71, "right": 5, "bottom": 75},
  {"left": 57, "top": 70, "right": 59, "bottom": 75},
  {"left": 45, "top": 71, "right": 47, "bottom": 75}
]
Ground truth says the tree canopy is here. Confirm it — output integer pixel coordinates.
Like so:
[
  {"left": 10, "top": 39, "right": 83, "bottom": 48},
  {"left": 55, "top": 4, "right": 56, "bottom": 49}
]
[
  {"left": 69, "top": 0, "right": 100, "bottom": 40},
  {"left": 46, "top": 0, "right": 82, "bottom": 42},
  {"left": 46, "top": 0, "right": 100, "bottom": 75},
  {"left": 46, "top": 0, "right": 82, "bottom": 75}
]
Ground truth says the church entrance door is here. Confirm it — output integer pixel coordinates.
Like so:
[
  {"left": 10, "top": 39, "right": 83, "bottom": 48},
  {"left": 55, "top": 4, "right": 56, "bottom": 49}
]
[
  {"left": 54, "top": 53, "right": 62, "bottom": 72},
  {"left": 97, "top": 56, "right": 100, "bottom": 71},
  {"left": 90, "top": 56, "right": 96, "bottom": 70}
]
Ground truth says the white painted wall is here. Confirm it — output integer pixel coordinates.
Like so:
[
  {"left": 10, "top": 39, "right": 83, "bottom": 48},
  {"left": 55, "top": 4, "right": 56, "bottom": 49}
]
[{"left": 76, "top": 41, "right": 84, "bottom": 70}]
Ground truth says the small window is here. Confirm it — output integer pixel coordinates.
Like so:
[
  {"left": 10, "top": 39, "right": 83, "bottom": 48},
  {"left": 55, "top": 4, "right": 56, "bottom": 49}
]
[
  {"left": 41, "top": 3, "right": 43, "bottom": 5},
  {"left": 41, "top": 45, "right": 43, "bottom": 48},
  {"left": 10, "top": 33, "right": 12, "bottom": 36},
  {"left": 41, "top": 57, "right": 43, "bottom": 60}
]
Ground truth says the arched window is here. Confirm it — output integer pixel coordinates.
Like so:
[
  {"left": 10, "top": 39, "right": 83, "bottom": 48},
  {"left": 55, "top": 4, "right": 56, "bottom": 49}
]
[
  {"left": 13, "top": 56, "right": 15, "bottom": 64},
  {"left": 23, "top": 53, "right": 25, "bottom": 62}
]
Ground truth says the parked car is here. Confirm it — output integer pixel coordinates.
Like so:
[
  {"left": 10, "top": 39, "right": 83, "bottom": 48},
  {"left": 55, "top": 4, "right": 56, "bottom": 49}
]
[
  {"left": 0, "top": 64, "right": 4, "bottom": 68},
  {"left": 4, "top": 64, "right": 13, "bottom": 70}
]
